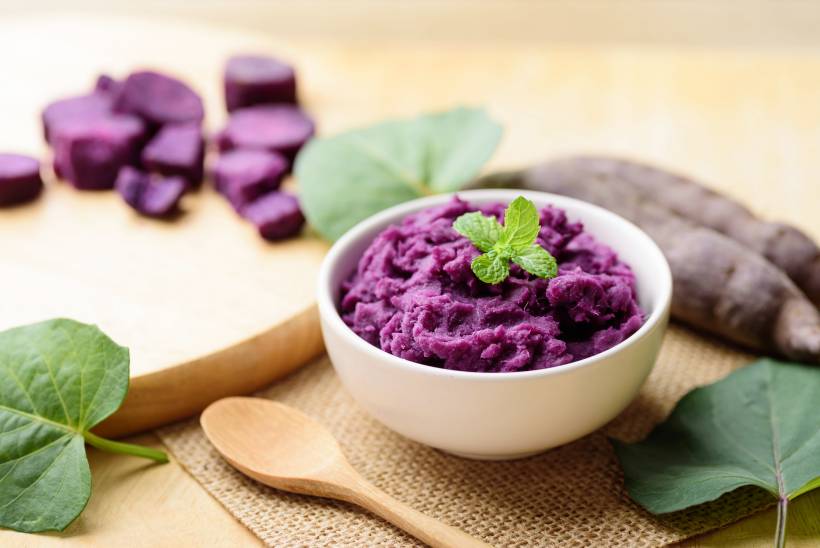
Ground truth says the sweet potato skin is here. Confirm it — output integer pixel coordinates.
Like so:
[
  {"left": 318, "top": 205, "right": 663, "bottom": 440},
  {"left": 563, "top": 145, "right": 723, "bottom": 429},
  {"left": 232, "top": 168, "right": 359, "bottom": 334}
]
[
  {"left": 477, "top": 158, "right": 820, "bottom": 363},
  {"left": 557, "top": 156, "right": 820, "bottom": 307}
]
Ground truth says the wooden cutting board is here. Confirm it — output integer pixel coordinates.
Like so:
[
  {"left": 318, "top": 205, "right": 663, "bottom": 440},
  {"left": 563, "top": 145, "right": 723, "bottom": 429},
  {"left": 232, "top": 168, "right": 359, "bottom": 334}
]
[{"left": 0, "top": 17, "right": 330, "bottom": 436}]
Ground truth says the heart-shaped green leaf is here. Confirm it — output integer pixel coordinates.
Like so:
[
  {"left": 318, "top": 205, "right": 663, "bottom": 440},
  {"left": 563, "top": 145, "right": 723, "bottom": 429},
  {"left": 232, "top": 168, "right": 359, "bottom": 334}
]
[
  {"left": 296, "top": 107, "right": 502, "bottom": 241},
  {"left": 613, "top": 358, "right": 820, "bottom": 521},
  {"left": 0, "top": 319, "right": 166, "bottom": 533}
]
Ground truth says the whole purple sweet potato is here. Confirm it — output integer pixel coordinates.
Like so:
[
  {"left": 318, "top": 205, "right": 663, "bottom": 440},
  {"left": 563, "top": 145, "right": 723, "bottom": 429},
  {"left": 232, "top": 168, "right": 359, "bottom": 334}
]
[
  {"left": 142, "top": 123, "right": 205, "bottom": 187},
  {"left": 41, "top": 92, "right": 113, "bottom": 144},
  {"left": 52, "top": 115, "right": 146, "bottom": 190},
  {"left": 115, "top": 166, "right": 186, "bottom": 217},
  {"left": 477, "top": 159, "right": 820, "bottom": 363},
  {"left": 212, "top": 149, "right": 288, "bottom": 211},
  {"left": 217, "top": 105, "right": 314, "bottom": 164},
  {"left": 114, "top": 70, "right": 204, "bottom": 128},
  {"left": 0, "top": 153, "right": 43, "bottom": 206},
  {"left": 224, "top": 54, "right": 297, "bottom": 112},
  {"left": 240, "top": 191, "right": 304, "bottom": 240}
]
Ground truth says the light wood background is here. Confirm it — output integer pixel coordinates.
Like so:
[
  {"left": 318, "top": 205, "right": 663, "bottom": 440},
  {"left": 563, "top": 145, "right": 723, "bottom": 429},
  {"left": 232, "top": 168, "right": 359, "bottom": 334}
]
[{"left": 1, "top": 2, "right": 819, "bottom": 547}]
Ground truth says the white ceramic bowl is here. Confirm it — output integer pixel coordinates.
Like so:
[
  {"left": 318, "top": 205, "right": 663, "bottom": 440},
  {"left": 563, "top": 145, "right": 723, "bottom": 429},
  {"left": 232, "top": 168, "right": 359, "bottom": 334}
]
[{"left": 317, "top": 189, "right": 671, "bottom": 460}]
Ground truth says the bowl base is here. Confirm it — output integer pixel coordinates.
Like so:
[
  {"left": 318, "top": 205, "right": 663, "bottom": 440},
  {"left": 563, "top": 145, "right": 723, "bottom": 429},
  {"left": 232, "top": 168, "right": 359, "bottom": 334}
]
[{"left": 441, "top": 448, "right": 546, "bottom": 461}]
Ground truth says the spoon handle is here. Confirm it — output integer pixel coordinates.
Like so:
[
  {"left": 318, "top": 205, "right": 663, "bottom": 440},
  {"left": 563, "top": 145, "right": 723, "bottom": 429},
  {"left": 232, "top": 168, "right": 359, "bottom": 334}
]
[{"left": 342, "top": 475, "right": 492, "bottom": 548}]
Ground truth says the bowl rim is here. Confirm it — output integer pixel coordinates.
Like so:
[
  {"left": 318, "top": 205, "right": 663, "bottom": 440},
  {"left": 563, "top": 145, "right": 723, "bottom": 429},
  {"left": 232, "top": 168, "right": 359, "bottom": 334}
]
[{"left": 317, "top": 189, "right": 672, "bottom": 381}]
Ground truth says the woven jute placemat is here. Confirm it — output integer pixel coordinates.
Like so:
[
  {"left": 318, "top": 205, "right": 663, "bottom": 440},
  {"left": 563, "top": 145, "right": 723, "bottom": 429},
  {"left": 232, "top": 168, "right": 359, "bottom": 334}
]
[{"left": 157, "top": 325, "right": 773, "bottom": 547}]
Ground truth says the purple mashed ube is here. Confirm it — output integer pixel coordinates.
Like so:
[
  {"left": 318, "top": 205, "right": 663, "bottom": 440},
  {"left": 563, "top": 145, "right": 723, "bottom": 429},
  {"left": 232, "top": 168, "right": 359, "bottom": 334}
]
[
  {"left": 224, "top": 54, "right": 298, "bottom": 112},
  {"left": 240, "top": 191, "right": 305, "bottom": 240},
  {"left": 142, "top": 123, "right": 205, "bottom": 187},
  {"left": 213, "top": 149, "right": 288, "bottom": 211},
  {"left": 51, "top": 115, "right": 146, "bottom": 190},
  {"left": 340, "top": 197, "right": 645, "bottom": 373},
  {"left": 115, "top": 166, "right": 186, "bottom": 217}
]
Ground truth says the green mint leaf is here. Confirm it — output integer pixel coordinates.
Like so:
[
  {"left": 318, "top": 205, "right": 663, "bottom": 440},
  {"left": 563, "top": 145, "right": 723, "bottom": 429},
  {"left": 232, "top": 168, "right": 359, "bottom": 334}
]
[
  {"left": 499, "top": 196, "right": 540, "bottom": 251},
  {"left": 454, "top": 196, "right": 558, "bottom": 284},
  {"left": 297, "top": 107, "right": 502, "bottom": 241},
  {"left": 512, "top": 245, "right": 558, "bottom": 279},
  {"left": 0, "top": 319, "right": 167, "bottom": 533},
  {"left": 471, "top": 251, "right": 509, "bottom": 284},
  {"left": 453, "top": 211, "right": 503, "bottom": 252},
  {"left": 613, "top": 359, "right": 820, "bottom": 518}
]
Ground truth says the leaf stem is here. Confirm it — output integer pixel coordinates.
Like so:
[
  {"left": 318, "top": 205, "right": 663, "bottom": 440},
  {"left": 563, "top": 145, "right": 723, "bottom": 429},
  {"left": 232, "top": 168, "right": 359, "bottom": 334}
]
[
  {"left": 774, "top": 497, "right": 788, "bottom": 548},
  {"left": 84, "top": 431, "right": 169, "bottom": 463}
]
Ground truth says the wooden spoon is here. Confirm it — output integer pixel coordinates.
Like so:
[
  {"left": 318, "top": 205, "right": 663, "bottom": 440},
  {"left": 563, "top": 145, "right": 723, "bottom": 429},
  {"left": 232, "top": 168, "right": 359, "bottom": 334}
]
[{"left": 201, "top": 397, "right": 491, "bottom": 548}]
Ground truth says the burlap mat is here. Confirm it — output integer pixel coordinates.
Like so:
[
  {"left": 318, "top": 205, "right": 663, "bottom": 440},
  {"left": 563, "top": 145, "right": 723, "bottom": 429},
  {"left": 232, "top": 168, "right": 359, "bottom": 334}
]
[{"left": 157, "top": 324, "right": 774, "bottom": 547}]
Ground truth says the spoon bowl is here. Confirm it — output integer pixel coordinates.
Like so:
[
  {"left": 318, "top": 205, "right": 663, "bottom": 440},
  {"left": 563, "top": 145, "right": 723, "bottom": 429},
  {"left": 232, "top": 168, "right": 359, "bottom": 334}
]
[
  {"left": 201, "top": 397, "right": 490, "bottom": 548},
  {"left": 203, "top": 397, "right": 344, "bottom": 483}
]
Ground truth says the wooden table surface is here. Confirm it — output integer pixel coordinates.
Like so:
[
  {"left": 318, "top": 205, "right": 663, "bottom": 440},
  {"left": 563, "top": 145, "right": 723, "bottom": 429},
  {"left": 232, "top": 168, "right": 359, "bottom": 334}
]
[{"left": 2, "top": 2, "right": 820, "bottom": 546}]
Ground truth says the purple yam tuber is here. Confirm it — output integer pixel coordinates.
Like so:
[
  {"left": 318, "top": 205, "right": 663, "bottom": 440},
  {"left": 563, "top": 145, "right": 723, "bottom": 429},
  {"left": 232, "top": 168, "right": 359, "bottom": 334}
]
[
  {"left": 114, "top": 70, "right": 204, "bottom": 128},
  {"left": 115, "top": 166, "right": 186, "bottom": 217},
  {"left": 240, "top": 191, "right": 305, "bottom": 240},
  {"left": 224, "top": 54, "right": 298, "bottom": 112},
  {"left": 142, "top": 123, "right": 205, "bottom": 187},
  {"left": 550, "top": 156, "right": 820, "bottom": 308},
  {"left": 216, "top": 105, "right": 314, "bottom": 164},
  {"left": 52, "top": 115, "right": 146, "bottom": 190},
  {"left": 0, "top": 153, "right": 43, "bottom": 206},
  {"left": 476, "top": 158, "right": 820, "bottom": 364},
  {"left": 41, "top": 92, "right": 113, "bottom": 144},
  {"left": 212, "top": 149, "right": 288, "bottom": 211}
]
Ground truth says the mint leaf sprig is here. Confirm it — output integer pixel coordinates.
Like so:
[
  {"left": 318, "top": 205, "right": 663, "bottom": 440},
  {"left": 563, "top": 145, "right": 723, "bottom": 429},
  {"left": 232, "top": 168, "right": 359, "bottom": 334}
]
[{"left": 453, "top": 196, "right": 558, "bottom": 284}]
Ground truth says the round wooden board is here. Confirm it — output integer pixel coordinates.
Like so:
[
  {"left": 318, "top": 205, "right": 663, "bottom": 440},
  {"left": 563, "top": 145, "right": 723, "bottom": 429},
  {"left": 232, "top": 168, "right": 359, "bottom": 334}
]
[{"left": 0, "top": 17, "right": 328, "bottom": 436}]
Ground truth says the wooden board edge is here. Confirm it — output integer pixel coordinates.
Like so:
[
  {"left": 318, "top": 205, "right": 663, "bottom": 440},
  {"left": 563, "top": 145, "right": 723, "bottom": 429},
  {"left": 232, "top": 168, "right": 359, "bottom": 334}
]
[{"left": 94, "top": 303, "right": 325, "bottom": 438}]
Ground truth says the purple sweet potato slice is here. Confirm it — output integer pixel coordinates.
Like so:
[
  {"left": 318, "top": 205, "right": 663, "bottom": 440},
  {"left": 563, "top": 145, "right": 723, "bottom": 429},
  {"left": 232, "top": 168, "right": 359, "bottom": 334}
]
[
  {"left": 216, "top": 105, "right": 314, "bottom": 163},
  {"left": 41, "top": 92, "right": 113, "bottom": 144},
  {"left": 95, "top": 74, "right": 122, "bottom": 97},
  {"left": 224, "top": 54, "right": 297, "bottom": 112},
  {"left": 115, "top": 166, "right": 186, "bottom": 217},
  {"left": 52, "top": 115, "right": 146, "bottom": 190},
  {"left": 212, "top": 149, "right": 288, "bottom": 211},
  {"left": 0, "top": 153, "right": 43, "bottom": 206},
  {"left": 240, "top": 191, "right": 304, "bottom": 240},
  {"left": 142, "top": 123, "right": 205, "bottom": 187},
  {"left": 114, "top": 70, "right": 204, "bottom": 128}
]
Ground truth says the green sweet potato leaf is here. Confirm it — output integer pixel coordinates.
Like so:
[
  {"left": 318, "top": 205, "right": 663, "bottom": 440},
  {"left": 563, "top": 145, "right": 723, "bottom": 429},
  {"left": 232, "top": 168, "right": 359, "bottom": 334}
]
[
  {"left": 613, "top": 359, "right": 820, "bottom": 545},
  {"left": 0, "top": 319, "right": 167, "bottom": 533},
  {"left": 296, "top": 107, "right": 502, "bottom": 241}
]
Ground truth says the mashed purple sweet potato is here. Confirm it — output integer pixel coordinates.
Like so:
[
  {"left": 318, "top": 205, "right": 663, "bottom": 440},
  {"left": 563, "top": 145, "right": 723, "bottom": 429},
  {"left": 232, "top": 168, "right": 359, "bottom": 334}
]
[{"left": 340, "top": 197, "right": 645, "bottom": 373}]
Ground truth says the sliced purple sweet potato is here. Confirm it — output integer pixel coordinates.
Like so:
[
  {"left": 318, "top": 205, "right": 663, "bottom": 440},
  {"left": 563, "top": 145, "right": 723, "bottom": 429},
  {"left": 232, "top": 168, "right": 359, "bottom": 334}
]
[
  {"left": 216, "top": 105, "right": 314, "bottom": 164},
  {"left": 0, "top": 153, "right": 43, "bottom": 206},
  {"left": 41, "top": 92, "right": 113, "bottom": 144},
  {"left": 142, "top": 123, "right": 205, "bottom": 187},
  {"left": 94, "top": 74, "right": 122, "bottom": 97},
  {"left": 115, "top": 166, "right": 186, "bottom": 218},
  {"left": 240, "top": 191, "right": 305, "bottom": 240},
  {"left": 114, "top": 70, "right": 204, "bottom": 128},
  {"left": 52, "top": 115, "right": 146, "bottom": 190},
  {"left": 224, "top": 54, "right": 297, "bottom": 112},
  {"left": 212, "top": 149, "right": 288, "bottom": 211}
]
